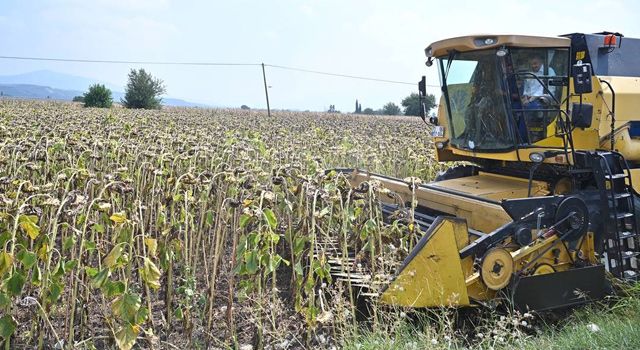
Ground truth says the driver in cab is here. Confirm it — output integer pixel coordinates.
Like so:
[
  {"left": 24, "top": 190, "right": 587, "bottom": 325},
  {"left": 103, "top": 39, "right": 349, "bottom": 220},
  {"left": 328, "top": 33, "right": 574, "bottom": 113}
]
[{"left": 522, "top": 54, "right": 555, "bottom": 109}]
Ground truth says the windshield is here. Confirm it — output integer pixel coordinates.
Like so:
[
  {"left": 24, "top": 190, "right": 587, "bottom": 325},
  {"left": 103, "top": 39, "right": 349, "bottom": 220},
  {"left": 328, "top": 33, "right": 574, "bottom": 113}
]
[
  {"left": 439, "top": 48, "right": 569, "bottom": 150},
  {"left": 440, "top": 50, "right": 513, "bottom": 151}
]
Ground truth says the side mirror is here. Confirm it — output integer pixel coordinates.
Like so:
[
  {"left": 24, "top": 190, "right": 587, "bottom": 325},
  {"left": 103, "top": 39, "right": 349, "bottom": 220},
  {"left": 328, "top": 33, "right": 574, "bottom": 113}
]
[
  {"left": 418, "top": 76, "right": 429, "bottom": 122},
  {"left": 572, "top": 62, "right": 593, "bottom": 94}
]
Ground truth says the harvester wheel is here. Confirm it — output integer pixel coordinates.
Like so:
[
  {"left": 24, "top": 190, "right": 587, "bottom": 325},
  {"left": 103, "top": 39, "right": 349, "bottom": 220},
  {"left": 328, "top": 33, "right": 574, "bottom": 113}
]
[{"left": 480, "top": 248, "right": 514, "bottom": 291}]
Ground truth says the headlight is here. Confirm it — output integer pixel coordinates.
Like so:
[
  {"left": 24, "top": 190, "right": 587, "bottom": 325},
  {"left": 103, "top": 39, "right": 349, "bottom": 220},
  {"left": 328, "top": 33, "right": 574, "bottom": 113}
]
[
  {"left": 529, "top": 152, "right": 544, "bottom": 163},
  {"left": 426, "top": 47, "right": 433, "bottom": 57},
  {"left": 430, "top": 126, "right": 445, "bottom": 137}
]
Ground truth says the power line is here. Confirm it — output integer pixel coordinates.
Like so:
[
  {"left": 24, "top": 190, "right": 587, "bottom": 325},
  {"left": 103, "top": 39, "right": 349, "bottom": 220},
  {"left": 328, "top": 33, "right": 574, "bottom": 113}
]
[
  {"left": 0, "top": 54, "right": 441, "bottom": 88},
  {"left": 264, "top": 64, "right": 417, "bottom": 86},
  {"left": 0, "top": 55, "right": 259, "bottom": 66}
]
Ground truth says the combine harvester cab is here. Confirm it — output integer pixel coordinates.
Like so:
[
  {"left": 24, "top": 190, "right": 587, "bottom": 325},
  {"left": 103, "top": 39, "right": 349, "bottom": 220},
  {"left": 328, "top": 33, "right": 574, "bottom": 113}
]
[{"left": 332, "top": 32, "right": 640, "bottom": 312}]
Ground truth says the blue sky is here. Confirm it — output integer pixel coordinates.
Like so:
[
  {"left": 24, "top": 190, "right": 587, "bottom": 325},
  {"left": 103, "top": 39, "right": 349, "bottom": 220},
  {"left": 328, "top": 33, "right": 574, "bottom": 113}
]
[{"left": 1, "top": 0, "right": 638, "bottom": 111}]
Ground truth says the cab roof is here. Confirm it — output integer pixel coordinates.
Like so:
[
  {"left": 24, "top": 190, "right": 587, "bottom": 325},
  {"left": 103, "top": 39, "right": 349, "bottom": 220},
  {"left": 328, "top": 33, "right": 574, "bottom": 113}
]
[{"left": 425, "top": 34, "right": 571, "bottom": 58}]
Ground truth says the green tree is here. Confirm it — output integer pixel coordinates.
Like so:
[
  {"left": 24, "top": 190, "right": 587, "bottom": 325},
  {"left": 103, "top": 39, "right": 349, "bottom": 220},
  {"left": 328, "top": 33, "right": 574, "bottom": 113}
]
[
  {"left": 401, "top": 92, "right": 436, "bottom": 116},
  {"left": 362, "top": 108, "right": 375, "bottom": 115},
  {"left": 381, "top": 102, "right": 401, "bottom": 116},
  {"left": 72, "top": 95, "right": 85, "bottom": 103},
  {"left": 121, "top": 69, "right": 166, "bottom": 109},
  {"left": 83, "top": 84, "right": 112, "bottom": 108}
]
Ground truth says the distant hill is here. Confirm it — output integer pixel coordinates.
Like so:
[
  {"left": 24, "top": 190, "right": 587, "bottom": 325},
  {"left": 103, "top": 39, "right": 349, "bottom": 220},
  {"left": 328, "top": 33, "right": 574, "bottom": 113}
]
[
  {"left": 0, "top": 70, "right": 209, "bottom": 107},
  {"left": 0, "top": 70, "right": 121, "bottom": 92}
]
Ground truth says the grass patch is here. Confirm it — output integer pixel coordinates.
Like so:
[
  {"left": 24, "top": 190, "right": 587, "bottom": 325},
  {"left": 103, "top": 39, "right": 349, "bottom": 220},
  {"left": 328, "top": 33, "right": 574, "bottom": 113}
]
[{"left": 342, "top": 285, "right": 640, "bottom": 350}]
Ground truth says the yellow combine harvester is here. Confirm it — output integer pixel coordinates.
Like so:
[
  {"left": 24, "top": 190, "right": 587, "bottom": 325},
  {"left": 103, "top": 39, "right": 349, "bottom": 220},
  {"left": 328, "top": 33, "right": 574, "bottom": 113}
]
[{"left": 335, "top": 32, "right": 640, "bottom": 311}]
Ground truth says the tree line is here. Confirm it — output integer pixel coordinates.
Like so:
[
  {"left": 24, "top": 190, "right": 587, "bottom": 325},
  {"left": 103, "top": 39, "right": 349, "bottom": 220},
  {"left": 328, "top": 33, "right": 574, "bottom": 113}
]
[
  {"left": 349, "top": 93, "right": 437, "bottom": 117},
  {"left": 75, "top": 69, "right": 166, "bottom": 109},
  {"left": 79, "top": 69, "right": 438, "bottom": 116}
]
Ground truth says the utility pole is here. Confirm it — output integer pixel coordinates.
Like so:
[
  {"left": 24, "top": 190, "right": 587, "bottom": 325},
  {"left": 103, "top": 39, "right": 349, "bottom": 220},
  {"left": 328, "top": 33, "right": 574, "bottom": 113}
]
[{"left": 261, "top": 63, "right": 271, "bottom": 118}]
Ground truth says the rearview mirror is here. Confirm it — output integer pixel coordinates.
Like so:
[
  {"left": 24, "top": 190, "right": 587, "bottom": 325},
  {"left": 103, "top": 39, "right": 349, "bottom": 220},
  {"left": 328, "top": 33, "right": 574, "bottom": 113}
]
[{"left": 418, "top": 76, "right": 427, "bottom": 122}]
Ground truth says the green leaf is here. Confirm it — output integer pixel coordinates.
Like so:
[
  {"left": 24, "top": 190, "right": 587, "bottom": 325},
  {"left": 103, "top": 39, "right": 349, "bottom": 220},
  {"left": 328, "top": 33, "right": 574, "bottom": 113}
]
[
  {"left": 91, "top": 223, "right": 105, "bottom": 234},
  {"left": 84, "top": 266, "right": 99, "bottom": 278},
  {"left": 239, "top": 214, "right": 251, "bottom": 228},
  {"left": 174, "top": 307, "right": 184, "bottom": 320},
  {"left": 112, "top": 293, "right": 141, "bottom": 324},
  {"left": 263, "top": 208, "right": 277, "bottom": 230},
  {"left": 293, "top": 237, "right": 307, "bottom": 256},
  {"left": 140, "top": 258, "right": 161, "bottom": 290},
  {"left": 114, "top": 324, "right": 140, "bottom": 350},
  {"left": 0, "top": 252, "right": 13, "bottom": 277},
  {"left": 91, "top": 268, "right": 110, "bottom": 288},
  {"left": 266, "top": 254, "right": 287, "bottom": 274},
  {"left": 31, "top": 265, "right": 42, "bottom": 286},
  {"left": 63, "top": 235, "right": 76, "bottom": 251},
  {"left": 64, "top": 259, "right": 78, "bottom": 272},
  {"left": 247, "top": 232, "right": 260, "bottom": 248},
  {"left": 18, "top": 250, "right": 37, "bottom": 270},
  {"left": 46, "top": 282, "right": 63, "bottom": 304},
  {"left": 7, "top": 272, "right": 25, "bottom": 297},
  {"left": 205, "top": 211, "right": 215, "bottom": 227},
  {"left": 104, "top": 244, "right": 123, "bottom": 268},
  {"left": 0, "top": 292, "right": 10, "bottom": 308},
  {"left": 84, "top": 240, "right": 97, "bottom": 251},
  {"left": 19, "top": 214, "right": 40, "bottom": 240},
  {"left": 269, "top": 232, "right": 280, "bottom": 244},
  {"left": 53, "top": 259, "right": 65, "bottom": 278},
  {"left": 0, "top": 315, "right": 16, "bottom": 338},
  {"left": 135, "top": 306, "right": 149, "bottom": 325},
  {"left": 245, "top": 251, "right": 259, "bottom": 275},
  {"left": 294, "top": 261, "right": 303, "bottom": 276},
  {"left": 104, "top": 280, "right": 126, "bottom": 298}
]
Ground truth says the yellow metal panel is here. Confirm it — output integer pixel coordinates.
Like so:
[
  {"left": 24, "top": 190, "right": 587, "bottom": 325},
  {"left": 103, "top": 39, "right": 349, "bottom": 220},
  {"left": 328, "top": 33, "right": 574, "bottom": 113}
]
[
  {"left": 426, "top": 35, "right": 570, "bottom": 58},
  {"left": 630, "top": 169, "right": 640, "bottom": 193},
  {"left": 432, "top": 172, "right": 549, "bottom": 200},
  {"left": 380, "top": 218, "right": 470, "bottom": 307},
  {"left": 345, "top": 171, "right": 512, "bottom": 232},
  {"left": 598, "top": 76, "right": 640, "bottom": 124}
]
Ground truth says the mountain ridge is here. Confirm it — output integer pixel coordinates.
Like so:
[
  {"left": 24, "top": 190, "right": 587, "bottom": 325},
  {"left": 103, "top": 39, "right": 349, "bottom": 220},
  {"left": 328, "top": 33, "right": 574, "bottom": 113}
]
[{"left": 0, "top": 70, "right": 210, "bottom": 107}]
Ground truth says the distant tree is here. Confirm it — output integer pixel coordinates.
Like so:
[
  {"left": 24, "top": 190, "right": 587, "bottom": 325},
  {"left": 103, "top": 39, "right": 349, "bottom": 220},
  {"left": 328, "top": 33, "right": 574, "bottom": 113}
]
[
  {"left": 328, "top": 104, "right": 336, "bottom": 113},
  {"left": 240, "top": 105, "right": 251, "bottom": 110},
  {"left": 401, "top": 92, "right": 436, "bottom": 116},
  {"left": 83, "top": 84, "right": 112, "bottom": 108},
  {"left": 381, "top": 102, "right": 401, "bottom": 115},
  {"left": 354, "top": 99, "right": 362, "bottom": 114},
  {"left": 121, "top": 69, "right": 166, "bottom": 109},
  {"left": 362, "top": 107, "right": 375, "bottom": 115},
  {"left": 72, "top": 95, "right": 85, "bottom": 103}
]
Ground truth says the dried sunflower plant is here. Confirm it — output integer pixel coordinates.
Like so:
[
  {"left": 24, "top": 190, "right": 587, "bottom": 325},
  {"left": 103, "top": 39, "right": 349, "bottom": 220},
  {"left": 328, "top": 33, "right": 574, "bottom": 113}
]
[{"left": 0, "top": 99, "right": 449, "bottom": 349}]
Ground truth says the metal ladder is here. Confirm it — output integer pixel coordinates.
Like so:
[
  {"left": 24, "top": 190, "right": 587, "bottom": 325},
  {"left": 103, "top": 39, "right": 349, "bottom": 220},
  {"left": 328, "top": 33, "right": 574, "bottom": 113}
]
[{"left": 593, "top": 151, "right": 640, "bottom": 280}]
